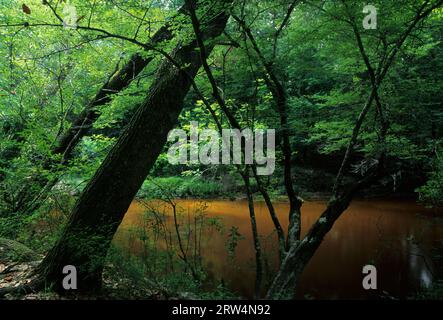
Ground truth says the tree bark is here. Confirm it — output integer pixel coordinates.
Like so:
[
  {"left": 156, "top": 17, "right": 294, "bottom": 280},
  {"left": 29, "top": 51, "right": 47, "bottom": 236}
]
[
  {"left": 241, "top": 168, "right": 263, "bottom": 299},
  {"left": 33, "top": 0, "right": 233, "bottom": 292},
  {"left": 233, "top": 15, "right": 303, "bottom": 248},
  {"left": 266, "top": 0, "right": 443, "bottom": 299},
  {"left": 265, "top": 181, "right": 365, "bottom": 299},
  {"left": 11, "top": 7, "right": 185, "bottom": 215}
]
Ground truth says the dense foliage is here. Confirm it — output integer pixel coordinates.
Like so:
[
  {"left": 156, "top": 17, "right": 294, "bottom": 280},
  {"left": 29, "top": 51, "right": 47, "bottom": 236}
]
[{"left": 0, "top": 0, "right": 442, "bottom": 299}]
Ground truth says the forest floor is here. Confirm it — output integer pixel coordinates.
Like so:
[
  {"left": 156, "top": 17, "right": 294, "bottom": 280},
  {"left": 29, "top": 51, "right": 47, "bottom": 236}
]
[
  {"left": 0, "top": 238, "right": 175, "bottom": 300},
  {"left": 0, "top": 259, "right": 173, "bottom": 300}
]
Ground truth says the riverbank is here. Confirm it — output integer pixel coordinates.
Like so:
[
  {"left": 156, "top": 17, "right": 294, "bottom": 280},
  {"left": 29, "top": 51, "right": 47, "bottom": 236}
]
[{"left": 134, "top": 170, "right": 422, "bottom": 203}]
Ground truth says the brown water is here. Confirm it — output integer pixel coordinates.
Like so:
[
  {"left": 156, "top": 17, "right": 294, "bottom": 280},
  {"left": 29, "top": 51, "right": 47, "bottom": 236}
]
[{"left": 113, "top": 199, "right": 443, "bottom": 299}]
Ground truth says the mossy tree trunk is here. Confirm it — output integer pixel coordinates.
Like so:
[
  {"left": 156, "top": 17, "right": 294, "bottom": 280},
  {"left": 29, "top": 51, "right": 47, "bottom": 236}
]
[
  {"left": 35, "top": 0, "right": 233, "bottom": 292},
  {"left": 11, "top": 7, "right": 184, "bottom": 216}
]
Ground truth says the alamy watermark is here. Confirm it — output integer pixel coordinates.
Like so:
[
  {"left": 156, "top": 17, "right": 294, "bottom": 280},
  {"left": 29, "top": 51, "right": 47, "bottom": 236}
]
[
  {"left": 363, "top": 4, "right": 377, "bottom": 30},
  {"left": 362, "top": 264, "right": 377, "bottom": 290},
  {"left": 167, "top": 122, "right": 276, "bottom": 176},
  {"left": 62, "top": 265, "right": 77, "bottom": 290},
  {"left": 62, "top": 1, "right": 78, "bottom": 29}
]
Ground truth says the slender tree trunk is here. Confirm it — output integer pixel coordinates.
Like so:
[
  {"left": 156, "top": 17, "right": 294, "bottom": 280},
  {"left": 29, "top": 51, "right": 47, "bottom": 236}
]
[
  {"left": 186, "top": 2, "right": 268, "bottom": 296},
  {"left": 252, "top": 167, "right": 287, "bottom": 261},
  {"left": 241, "top": 168, "right": 263, "bottom": 299},
  {"left": 266, "top": 0, "right": 443, "bottom": 299},
  {"left": 265, "top": 183, "right": 363, "bottom": 299},
  {"left": 233, "top": 15, "right": 303, "bottom": 248},
  {"left": 33, "top": 0, "right": 233, "bottom": 292},
  {"left": 170, "top": 200, "right": 198, "bottom": 280}
]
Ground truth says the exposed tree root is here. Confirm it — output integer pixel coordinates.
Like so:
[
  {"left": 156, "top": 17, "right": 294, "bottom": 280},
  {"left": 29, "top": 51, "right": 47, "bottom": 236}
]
[{"left": 0, "top": 278, "right": 44, "bottom": 299}]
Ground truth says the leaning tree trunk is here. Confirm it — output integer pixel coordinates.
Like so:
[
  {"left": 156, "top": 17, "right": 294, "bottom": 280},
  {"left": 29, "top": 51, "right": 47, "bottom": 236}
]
[
  {"left": 265, "top": 186, "right": 360, "bottom": 299},
  {"left": 265, "top": 0, "right": 443, "bottom": 299},
  {"left": 12, "top": 7, "right": 186, "bottom": 216},
  {"left": 34, "top": 0, "right": 233, "bottom": 292}
]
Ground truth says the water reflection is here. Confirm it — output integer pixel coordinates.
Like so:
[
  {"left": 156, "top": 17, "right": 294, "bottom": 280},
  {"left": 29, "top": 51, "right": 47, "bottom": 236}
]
[{"left": 114, "top": 199, "right": 443, "bottom": 299}]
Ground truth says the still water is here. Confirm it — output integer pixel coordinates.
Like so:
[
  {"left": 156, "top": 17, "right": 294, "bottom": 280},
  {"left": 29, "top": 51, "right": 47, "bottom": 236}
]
[{"left": 114, "top": 199, "right": 443, "bottom": 299}]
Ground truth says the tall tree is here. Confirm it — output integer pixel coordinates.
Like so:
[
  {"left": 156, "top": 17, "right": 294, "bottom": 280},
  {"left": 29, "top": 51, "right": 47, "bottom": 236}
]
[
  {"left": 7, "top": 4, "right": 187, "bottom": 216},
  {"left": 18, "top": 0, "right": 234, "bottom": 293},
  {"left": 233, "top": 0, "right": 303, "bottom": 251},
  {"left": 266, "top": 0, "right": 443, "bottom": 299}
]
